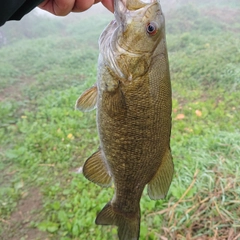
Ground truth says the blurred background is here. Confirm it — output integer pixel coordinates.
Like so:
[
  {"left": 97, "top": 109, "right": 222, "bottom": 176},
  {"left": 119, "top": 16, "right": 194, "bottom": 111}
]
[{"left": 0, "top": 0, "right": 239, "bottom": 239}]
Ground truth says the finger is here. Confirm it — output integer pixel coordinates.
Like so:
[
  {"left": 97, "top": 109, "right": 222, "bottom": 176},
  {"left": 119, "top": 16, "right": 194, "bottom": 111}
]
[
  {"left": 39, "top": 0, "right": 114, "bottom": 15},
  {"left": 101, "top": 0, "right": 114, "bottom": 12},
  {"left": 72, "top": 0, "right": 95, "bottom": 12},
  {"left": 54, "top": 0, "right": 76, "bottom": 15},
  {"left": 39, "top": 0, "right": 75, "bottom": 16}
]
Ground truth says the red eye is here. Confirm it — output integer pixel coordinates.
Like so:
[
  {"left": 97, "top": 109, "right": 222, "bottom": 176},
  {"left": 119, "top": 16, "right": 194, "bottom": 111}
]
[{"left": 146, "top": 22, "right": 157, "bottom": 35}]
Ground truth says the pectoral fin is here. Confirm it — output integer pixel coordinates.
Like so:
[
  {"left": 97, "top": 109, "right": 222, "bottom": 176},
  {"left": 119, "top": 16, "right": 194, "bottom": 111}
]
[
  {"left": 83, "top": 149, "right": 112, "bottom": 187},
  {"left": 75, "top": 85, "right": 97, "bottom": 112},
  {"left": 102, "top": 87, "right": 127, "bottom": 118},
  {"left": 147, "top": 148, "right": 174, "bottom": 199}
]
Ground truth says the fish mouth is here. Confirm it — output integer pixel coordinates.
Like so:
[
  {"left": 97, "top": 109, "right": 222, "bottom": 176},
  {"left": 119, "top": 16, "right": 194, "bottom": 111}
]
[
  {"left": 114, "top": 0, "right": 158, "bottom": 22},
  {"left": 115, "top": 0, "right": 157, "bottom": 11}
]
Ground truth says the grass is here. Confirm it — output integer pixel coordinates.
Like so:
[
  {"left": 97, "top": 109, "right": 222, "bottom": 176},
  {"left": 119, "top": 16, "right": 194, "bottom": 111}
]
[{"left": 0, "top": 1, "right": 240, "bottom": 239}]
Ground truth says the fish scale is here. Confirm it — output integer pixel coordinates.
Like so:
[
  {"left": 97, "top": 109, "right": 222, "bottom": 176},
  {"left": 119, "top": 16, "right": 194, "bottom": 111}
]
[{"left": 76, "top": 0, "right": 174, "bottom": 239}]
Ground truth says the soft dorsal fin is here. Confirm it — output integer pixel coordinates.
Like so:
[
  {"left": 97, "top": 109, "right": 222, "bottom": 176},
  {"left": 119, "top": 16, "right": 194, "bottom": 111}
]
[
  {"left": 75, "top": 85, "right": 97, "bottom": 112},
  {"left": 147, "top": 148, "right": 174, "bottom": 199},
  {"left": 83, "top": 149, "right": 112, "bottom": 187}
]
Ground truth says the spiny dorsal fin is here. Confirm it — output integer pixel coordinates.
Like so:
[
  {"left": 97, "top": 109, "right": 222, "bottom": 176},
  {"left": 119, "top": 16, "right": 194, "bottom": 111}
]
[
  {"left": 147, "top": 148, "right": 174, "bottom": 199},
  {"left": 75, "top": 85, "right": 97, "bottom": 112},
  {"left": 83, "top": 149, "right": 112, "bottom": 187},
  {"left": 96, "top": 202, "right": 140, "bottom": 240}
]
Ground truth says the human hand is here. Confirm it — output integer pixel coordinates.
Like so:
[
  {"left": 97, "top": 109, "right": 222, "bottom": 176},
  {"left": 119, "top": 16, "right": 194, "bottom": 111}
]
[{"left": 38, "top": 0, "right": 114, "bottom": 16}]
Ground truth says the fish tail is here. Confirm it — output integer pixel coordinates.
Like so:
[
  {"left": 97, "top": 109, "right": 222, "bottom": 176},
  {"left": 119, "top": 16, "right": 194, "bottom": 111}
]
[{"left": 95, "top": 202, "right": 140, "bottom": 240}]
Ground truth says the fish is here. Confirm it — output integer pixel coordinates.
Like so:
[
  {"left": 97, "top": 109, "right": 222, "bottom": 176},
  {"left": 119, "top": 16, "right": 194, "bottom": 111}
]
[{"left": 75, "top": 0, "right": 174, "bottom": 239}]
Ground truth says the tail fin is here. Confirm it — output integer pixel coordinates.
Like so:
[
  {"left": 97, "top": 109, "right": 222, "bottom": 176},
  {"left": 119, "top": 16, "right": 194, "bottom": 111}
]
[{"left": 95, "top": 202, "right": 140, "bottom": 240}]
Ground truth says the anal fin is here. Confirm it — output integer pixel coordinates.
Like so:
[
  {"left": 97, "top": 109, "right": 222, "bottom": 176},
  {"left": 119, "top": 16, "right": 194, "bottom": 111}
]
[
  {"left": 83, "top": 149, "right": 112, "bottom": 187},
  {"left": 147, "top": 148, "right": 174, "bottom": 199},
  {"left": 75, "top": 85, "right": 97, "bottom": 112}
]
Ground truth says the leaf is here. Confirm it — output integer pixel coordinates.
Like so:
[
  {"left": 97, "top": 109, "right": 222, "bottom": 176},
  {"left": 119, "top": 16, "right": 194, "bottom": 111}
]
[
  {"left": 195, "top": 109, "right": 202, "bottom": 117},
  {"left": 5, "top": 151, "right": 18, "bottom": 160},
  {"left": 62, "top": 189, "right": 71, "bottom": 195},
  {"left": 66, "top": 222, "right": 72, "bottom": 231},
  {"left": 14, "top": 180, "right": 24, "bottom": 191},
  {"left": 52, "top": 201, "right": 61, "bottom": 210},
  {"left": 37, "top": 221, "right": 59, "bottom": 233},
  {"left": 171, "top": 186, "right": 185, "bottom": 199},
  {"left": 175, "top": 113, "right": 185, "bottom": 120},
  {"left": 37, "top": 221, "right": 49, "bottom": 231},
  {"left": 72, "top": 223, "right": 79, "bottom": 236},
  {"left": 47, "top": 223, "right": 59, "bottom": 233},
  {"left": 67, "top": 133, "right": 74, "bottom": 140},
  {"left": 58, "top": 210, "right": 68, "bottom": 222}
]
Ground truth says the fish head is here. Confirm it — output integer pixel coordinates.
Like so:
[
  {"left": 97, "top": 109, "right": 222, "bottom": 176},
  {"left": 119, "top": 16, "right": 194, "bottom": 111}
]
[
  {"left": 99, "top": 0, "right": 165, "bottom": 80},
  {"left": 114, "top": 0, "right": 164, "bottom": 54}
]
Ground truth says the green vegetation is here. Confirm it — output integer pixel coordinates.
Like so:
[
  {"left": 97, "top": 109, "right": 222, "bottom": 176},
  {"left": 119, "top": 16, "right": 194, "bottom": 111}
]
[{"left": 0, "top": 1, "right": 240, "bottom": 239}]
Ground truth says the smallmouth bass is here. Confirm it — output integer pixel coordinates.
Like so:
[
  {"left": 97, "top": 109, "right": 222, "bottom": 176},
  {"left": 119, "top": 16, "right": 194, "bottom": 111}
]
[{"left": 76, "top": 0, "right": 174, "bottom": 239}]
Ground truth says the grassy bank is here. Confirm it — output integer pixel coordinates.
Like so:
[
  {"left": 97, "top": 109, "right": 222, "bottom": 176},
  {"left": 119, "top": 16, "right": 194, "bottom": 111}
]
[{"left": 0, "top": 1, "right": 239, "bottom": 239}]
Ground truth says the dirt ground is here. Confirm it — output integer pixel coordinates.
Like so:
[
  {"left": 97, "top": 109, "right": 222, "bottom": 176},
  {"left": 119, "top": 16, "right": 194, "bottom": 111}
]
[
  {"left": 0, "top": 6, "right": 239, "bottom": 240},
  {"left": 1, "top": 187, "right": 49, "bottom": 240}
]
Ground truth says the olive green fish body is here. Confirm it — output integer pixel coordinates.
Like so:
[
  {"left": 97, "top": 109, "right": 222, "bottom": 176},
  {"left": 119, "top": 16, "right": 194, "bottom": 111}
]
[{"left": 76, "top": 0, "right": 174, "bottom": 239}]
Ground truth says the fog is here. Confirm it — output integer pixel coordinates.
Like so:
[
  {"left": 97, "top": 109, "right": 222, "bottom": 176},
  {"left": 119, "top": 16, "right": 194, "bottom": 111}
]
[
  {"left": 0, "top": 1, "right": 239, "bottom": 239},
  {"left": 0, "top": 0, "right": 238, "bottom": 39},
  {"left": 0, "top": 0, "right": 239, "bottom": 44}
]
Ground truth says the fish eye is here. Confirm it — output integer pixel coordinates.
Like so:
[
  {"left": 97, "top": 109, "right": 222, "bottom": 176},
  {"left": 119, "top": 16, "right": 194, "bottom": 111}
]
[{"left": 146, "top": 22, "right": 157, "bottom": 36}]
